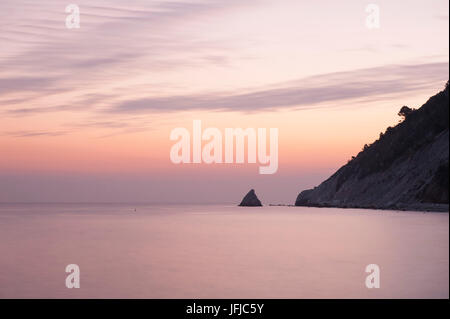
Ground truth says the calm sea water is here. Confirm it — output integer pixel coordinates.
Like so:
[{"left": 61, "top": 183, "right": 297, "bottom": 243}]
[{"left": 0, "top": 203, "right": 448, "bottom": 298}]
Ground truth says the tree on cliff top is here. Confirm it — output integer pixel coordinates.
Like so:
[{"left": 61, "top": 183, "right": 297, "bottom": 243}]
[{"left": 398, "top": 105, "right": 415, "bottom": 121}]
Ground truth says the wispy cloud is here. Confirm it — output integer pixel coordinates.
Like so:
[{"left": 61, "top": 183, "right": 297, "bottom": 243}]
[
  {"left": 0, "top": 77, "right": 57, "bottom": 94},
  {"left": 109, "top": 62, "right": 449, "bottom": 113},
  {"left": 0, "top": 0, "right": 261, "bottom": 116},
  {"left": 5, "top": 93, "right": 114, "bottom": 116},
  {"left": 3, "top": 130, "right": 68, "bottom": 137},
  {"left": 0, "top": 0, "right": 448, "bottom": 120}
]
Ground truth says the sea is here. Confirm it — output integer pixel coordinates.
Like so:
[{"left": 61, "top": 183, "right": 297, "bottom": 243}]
[{"left": 0, "top": 203, "right": 448, "bottom": 298}]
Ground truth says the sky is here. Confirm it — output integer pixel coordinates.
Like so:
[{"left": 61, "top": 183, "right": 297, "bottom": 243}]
[{"left": 0, "top": 0, "right": 448, "bottom": 203}]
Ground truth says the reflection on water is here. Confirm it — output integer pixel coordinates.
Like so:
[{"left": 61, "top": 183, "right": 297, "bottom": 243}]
[{"left": 0, "top": 203, "right": 448, "bottom": 298}]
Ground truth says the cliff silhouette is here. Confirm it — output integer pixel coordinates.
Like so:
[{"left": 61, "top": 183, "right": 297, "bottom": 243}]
[{"left": 295, "top": 81, "right": 449, "bottom": 212}]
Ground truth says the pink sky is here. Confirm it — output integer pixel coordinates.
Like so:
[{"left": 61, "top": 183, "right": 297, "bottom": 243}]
[{"left": 0, "top": 0, "right": 448, "bottom": 203}]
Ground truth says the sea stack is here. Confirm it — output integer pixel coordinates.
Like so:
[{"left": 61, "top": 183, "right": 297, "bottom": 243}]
[{"left": 239, "top": 189, "right": 262, "bottom": 206}]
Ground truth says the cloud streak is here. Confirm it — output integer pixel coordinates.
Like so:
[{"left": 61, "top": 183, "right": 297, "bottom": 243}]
[
  {"left": 2, "top": 130, "right": 68, "bottom": 137},
  {"left": 0, "top": 77, "right": 57, "bottom": 94},
  {"left": 110, "top": 62, "right": 449, "bottom": 113}
]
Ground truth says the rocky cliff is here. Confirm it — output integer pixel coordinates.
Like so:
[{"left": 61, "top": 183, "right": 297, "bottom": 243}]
[{"left": 295, "top": 82, "right": 449, "bottom": 212}]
